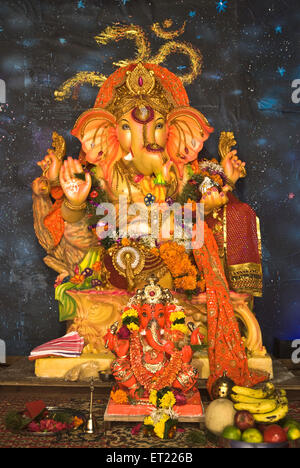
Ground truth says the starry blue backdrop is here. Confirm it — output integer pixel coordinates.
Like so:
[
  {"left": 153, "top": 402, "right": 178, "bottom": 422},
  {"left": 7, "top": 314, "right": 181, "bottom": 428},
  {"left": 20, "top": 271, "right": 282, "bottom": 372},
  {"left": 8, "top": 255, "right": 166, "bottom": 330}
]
[{"left": 0, "top": 0, "right": 299, "bottom": 355}]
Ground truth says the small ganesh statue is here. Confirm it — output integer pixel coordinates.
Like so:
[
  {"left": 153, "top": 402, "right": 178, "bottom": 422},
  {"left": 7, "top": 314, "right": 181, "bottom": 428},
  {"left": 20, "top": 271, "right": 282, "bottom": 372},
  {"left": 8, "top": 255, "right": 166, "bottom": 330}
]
[{"left": 103, "top": 275, "right": 202, "bottom": 398}]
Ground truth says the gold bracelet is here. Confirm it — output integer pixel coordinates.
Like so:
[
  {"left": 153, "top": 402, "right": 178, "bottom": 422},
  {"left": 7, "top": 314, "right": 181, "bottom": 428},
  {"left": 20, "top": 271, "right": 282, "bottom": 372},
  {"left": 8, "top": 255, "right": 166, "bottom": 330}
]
[
  {"left": 50, "top": 176, "right": 60, "bottom": 187},
  {"left": 63, "top": 198, "right": 87, "bottom": 211},
  {"left": 226, "top": 178, "right": 236, "bottom": 190}
]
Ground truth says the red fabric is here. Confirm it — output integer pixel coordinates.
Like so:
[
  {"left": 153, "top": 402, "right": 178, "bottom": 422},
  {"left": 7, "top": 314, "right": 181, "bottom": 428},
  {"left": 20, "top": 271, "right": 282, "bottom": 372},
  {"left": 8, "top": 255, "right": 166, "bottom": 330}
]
[
  {"left": 226, "top": 192, "right": 261, "bottom": 266},
  {"left": 193, "top": 222, "right": 268, "bottom": 397}
]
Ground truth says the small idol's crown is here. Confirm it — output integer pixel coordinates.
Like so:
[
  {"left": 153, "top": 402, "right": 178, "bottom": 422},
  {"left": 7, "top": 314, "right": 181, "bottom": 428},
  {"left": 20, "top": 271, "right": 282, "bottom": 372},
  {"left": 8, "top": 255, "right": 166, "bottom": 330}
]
[
  {"left": 129, "top": 275, "right": 174, "bottom": 306},
  {"left": 125, "top": 62, "right": 156, "bottom": 96}
]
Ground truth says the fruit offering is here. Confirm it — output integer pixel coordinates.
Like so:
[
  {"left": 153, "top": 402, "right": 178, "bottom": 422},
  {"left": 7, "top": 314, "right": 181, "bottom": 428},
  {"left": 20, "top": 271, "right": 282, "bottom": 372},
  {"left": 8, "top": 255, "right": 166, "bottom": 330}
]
[
  {"left": 230, "top": 383, "right": 288, "bottom": 423},
  {"left": 219, "top": 383, "right": 300, "bottom": 447}
]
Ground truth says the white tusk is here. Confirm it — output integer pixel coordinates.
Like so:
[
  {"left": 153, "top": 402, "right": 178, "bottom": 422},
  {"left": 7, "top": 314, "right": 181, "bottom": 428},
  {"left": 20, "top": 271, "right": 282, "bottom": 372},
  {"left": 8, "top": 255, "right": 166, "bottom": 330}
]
[{"left": 124, "top": 152, "right": 133, "bottom": 161}]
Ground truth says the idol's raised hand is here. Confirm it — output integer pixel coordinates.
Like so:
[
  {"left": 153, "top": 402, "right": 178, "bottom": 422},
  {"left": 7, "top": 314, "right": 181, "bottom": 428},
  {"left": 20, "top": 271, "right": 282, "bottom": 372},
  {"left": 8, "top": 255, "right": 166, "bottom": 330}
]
[
  {"left": 221, "top": 150, "right": 246, "bottom": 185},
  {"left": 59, "top": 157, "right": 91, "bottom": 206},
  {"left": 37, "top": 149, "right": 62, "bottom": 184},
  {"left": 201, "top": 185, "right": 230, "bottom": 216}
]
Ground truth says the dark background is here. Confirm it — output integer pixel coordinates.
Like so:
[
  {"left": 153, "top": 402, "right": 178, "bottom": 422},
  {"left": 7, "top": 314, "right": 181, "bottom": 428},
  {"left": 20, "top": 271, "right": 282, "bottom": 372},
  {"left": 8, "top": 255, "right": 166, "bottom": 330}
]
[{"left": 0, "top": 0, "right": 299, "bottom": 356}]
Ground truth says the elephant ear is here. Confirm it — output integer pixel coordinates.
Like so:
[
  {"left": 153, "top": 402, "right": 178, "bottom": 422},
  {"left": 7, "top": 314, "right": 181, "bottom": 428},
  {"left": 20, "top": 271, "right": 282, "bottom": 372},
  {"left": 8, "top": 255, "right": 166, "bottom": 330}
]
[
  {"left": 71, "top": 108, "right": 120, "bottom": 183},
  {"left": 166, "top": 107, "right": 214, "bottom": 177}
]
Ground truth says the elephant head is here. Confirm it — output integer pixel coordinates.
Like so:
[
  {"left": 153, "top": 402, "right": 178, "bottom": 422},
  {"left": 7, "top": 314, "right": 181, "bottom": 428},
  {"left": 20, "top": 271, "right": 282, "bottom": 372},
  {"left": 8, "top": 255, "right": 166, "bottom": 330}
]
[
  {"left": 138, "top": 303, "right": 168, "bottom": 352},
  {"left": 71, "top": 63, "right": 214, "bottom": 188}
]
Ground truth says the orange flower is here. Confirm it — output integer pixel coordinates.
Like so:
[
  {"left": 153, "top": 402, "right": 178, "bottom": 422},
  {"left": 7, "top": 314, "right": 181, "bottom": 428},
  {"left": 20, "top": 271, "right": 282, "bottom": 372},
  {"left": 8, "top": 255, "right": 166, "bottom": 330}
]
[
  {"left": 197, "top": 279, "right": 206, "bottom": 292},
  {"left": 72, "top": 416, "right": 84, "bottom": 429},
  {"left": 92, "top": 261, "right": 102, "bottom": 272},
  {"left": 190, "top": 160, "right": 200, "bottom": 174},
  {"left": 174, "top": 275, "right": 197, "bottom": 291},
  {"left": 121, "top": 238, "right": 131, "bottom": 247},
  {"left": 149, "top": 247, "right": 160, "bottom": 257},
  {"left": 110, "top": 389, "right": 128, "bottom": 404},
  {"left": 70, "top": 274, "right": 85, "bottom": 284},
  {"left": 159, "top": 241, "right": 198, "bottom": 291},
  {"left": 211, "top": 174, "right": 223, "bottom": 187}
]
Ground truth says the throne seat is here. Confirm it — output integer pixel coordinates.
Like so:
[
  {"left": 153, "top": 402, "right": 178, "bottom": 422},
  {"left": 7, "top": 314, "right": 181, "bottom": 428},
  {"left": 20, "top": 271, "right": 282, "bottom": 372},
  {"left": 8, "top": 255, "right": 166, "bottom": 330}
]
[{"left": 35, "top": 288, "right": 273, "bottom": 380}]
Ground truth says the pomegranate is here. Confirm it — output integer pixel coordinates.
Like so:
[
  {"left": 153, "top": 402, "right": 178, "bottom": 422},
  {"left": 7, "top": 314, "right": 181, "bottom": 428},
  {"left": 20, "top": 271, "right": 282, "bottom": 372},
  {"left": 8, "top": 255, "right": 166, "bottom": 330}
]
[{"left": 263, "top": 424, "right": 287, "bottom": 443}]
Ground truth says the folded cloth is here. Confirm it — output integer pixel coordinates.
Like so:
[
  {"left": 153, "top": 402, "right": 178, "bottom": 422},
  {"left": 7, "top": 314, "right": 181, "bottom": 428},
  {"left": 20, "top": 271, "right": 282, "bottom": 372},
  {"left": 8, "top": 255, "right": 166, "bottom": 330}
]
[{"left": 28, "top": 331, "right": 84, "bottom": 360}]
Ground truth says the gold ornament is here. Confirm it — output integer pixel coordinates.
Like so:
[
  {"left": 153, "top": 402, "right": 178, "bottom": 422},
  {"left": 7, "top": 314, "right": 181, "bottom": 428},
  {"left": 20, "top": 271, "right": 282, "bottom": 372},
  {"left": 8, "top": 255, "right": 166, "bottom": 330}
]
[
  {"left": 211, "top": 371, "right": 235, "bottom": 400},
  {"left": 54, "top": 22, "right": 203, "bottom": 101},
  {"left": 125, "top": 62, "right": 155, "bottom": 96},
  {"left": 218, "top": 131, "right": 246, "bottom": 178}
]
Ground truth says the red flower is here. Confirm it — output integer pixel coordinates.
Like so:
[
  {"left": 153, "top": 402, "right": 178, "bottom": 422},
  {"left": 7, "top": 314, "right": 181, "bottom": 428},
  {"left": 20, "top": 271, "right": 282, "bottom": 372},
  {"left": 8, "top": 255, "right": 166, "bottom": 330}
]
[
  {"left": 90, "top": 190, "right": 99, "bottom": 198},
  {"left": 28, "top": 421, "right": 40, "bottom": 432}
]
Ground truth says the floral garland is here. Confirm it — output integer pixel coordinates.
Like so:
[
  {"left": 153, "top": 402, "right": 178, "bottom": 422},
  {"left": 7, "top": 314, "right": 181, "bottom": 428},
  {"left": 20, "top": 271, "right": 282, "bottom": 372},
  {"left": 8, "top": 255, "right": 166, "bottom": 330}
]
[
  {"left": 129, "top": 331, "right": 183, "bottom": 392},
  {"left": 158, "top": 241, "right": 205, "bottom": 297},
  {"left": 178, "top": 158, "right": 227, "bottom": 207},
  {"left": 144, "top": 388, "right": 178, "bottom": 439},
  {"left": 121, "top": 307, "right": 140, "bottom": 332},
  {"left": 149, "top": 388, "right": 176, "bottom": 409},
  {"left": 143, "top": 410, "right": 178, "bottom": 439},
  {"left": 169, "top": 309, "right": 189, "bottom": 335}
]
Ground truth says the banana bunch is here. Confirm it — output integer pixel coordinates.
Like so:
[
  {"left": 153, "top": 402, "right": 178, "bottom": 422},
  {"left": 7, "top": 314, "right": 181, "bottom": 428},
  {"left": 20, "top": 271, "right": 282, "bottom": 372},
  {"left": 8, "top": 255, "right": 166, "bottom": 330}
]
[{"left": 231, "top": 383, "right": 289, "bottom": 423}]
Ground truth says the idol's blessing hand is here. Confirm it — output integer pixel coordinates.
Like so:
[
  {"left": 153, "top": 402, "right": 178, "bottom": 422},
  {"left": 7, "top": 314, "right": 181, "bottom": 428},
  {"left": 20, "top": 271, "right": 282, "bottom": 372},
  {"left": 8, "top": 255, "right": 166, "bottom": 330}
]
[{"left": 59, "top": 157, "right": 91, "bottom": 206}]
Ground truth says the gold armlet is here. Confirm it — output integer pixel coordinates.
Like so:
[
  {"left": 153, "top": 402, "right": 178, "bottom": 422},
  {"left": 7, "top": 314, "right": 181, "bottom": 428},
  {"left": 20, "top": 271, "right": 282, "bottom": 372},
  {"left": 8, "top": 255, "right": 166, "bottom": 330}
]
[
  {"left": 226, "top": 179, "right": 235, "bottom": 191},
  {"left": 63, "top": 199, "right": 87, "bottom": 211}
]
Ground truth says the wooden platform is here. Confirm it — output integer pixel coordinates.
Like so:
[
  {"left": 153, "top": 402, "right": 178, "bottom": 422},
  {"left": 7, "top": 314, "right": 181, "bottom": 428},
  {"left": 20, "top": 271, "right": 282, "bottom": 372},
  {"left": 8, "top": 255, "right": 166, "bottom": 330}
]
[
  {"left": 0, "top": 356, "right": 300, "bottom": 401},
  {"left": 103, "top": 391, "right": 205, "bottom": 432}
]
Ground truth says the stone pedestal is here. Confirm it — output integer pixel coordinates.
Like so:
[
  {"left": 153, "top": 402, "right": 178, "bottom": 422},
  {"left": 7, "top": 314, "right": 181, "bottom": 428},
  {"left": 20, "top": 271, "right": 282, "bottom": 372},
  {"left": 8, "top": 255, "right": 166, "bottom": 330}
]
[{"left": 34, "top": 352, "right": 114, "bottom": 379}]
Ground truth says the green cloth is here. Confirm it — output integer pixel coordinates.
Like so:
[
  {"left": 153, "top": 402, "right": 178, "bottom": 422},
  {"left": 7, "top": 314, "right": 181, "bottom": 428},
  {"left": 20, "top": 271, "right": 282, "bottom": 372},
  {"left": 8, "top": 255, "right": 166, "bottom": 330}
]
[{"left": 55, "top": 247, "right": 102, "bottom": 322}]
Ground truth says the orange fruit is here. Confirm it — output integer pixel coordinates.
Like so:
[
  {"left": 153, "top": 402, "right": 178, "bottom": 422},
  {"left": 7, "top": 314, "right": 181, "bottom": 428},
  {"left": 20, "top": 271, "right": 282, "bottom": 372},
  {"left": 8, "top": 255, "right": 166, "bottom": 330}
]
[
  {"left": 287, "top": 426, "right": 300, "bottom": 441},
  {"left": 222, "top": 425, "right": 242, "bottom": 441},
  {"left": 242, "top": 428, "right": 264, "bottom": 444}
]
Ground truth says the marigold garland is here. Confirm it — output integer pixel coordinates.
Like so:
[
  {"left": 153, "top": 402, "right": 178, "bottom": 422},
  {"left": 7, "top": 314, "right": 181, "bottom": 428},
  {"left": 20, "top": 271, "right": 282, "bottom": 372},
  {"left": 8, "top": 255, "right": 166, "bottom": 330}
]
[
  {"left": 129, "top": 331, "right": 182, "bottom": 391},
  {"left": 121, "top": 307, "right": 140, "bottom": 331},
  {"left": 110, "top": 389, "right": 128, "bottom": 404},
  {"left": 159, "top": 241, "right": 201, "bottom": 294}
]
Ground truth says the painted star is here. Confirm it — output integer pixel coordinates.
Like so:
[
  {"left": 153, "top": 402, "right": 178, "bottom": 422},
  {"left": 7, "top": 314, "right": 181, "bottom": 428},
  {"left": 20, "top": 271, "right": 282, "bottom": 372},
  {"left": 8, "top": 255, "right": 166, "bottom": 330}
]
[
  {"left": 277, "top": 67, "right": 286, "bottom": 77},
  {"left": 216, "top": 1, "right": 228, "bottom": 13},
  {"left": 275, "top": 26, "right": 282, "bottom": 34}
]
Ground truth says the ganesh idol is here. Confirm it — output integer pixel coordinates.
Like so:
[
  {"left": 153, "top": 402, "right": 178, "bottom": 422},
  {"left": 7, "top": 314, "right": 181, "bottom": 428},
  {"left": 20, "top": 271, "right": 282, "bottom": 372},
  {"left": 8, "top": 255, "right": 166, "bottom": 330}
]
[{"left": 32, "top": 61, "right": 271, "bottom": 392}]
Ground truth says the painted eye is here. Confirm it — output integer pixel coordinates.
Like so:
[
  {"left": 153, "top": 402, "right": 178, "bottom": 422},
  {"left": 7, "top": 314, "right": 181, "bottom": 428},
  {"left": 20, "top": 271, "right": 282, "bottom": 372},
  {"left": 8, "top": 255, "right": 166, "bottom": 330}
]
[
  {"left": 158, "top": 312, "right": 164, "bottom": 318},
  {"left": 142, "top": 312, "right": 147, "bottom": 317},
  {"left": 155, "top": 122, "right": 164, "bottom": 129},
  {"left": 122, "top": 123, "right": 130, "bottom": 130}
]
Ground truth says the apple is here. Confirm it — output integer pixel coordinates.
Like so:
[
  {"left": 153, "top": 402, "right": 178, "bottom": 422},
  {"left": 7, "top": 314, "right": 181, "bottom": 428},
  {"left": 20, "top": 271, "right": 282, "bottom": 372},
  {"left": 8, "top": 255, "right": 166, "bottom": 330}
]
[
  {"left": 263, "top": 424, "right": 287, "bottom": 443},
  {"left": 234, "top": 410, "right": 255, "bottom": 431}
]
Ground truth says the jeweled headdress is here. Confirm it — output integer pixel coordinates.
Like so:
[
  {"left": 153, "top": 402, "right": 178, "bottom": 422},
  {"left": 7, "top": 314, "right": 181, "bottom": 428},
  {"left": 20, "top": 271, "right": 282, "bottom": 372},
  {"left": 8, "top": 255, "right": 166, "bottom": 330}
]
[{"left": 128, "top": 275, "right": 175, "bottom": 306}]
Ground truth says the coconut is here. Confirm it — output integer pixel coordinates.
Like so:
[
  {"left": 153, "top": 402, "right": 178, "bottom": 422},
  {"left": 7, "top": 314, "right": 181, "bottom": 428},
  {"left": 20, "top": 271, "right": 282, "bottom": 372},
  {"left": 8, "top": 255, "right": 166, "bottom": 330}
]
[{"left": 205, "top": 398, "right": 236, "bottom": 436}]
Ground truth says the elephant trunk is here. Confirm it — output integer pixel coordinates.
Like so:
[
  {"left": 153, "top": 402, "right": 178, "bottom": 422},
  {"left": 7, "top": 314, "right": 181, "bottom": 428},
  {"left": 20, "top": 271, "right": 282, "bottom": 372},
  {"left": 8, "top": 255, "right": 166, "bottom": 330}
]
[{"left": 145, "top": 319, "right": 165, "bottom": 352}]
